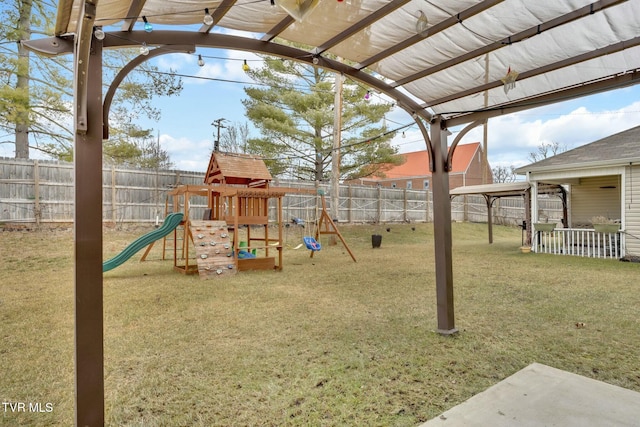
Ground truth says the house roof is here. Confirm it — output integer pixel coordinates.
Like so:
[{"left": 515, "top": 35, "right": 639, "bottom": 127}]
[
  {"left": 375, "top": 142, "right": 481, "bottom": 180},
  {"left": 204, "top": 152, "right": 272, "bottom": 187},
  {"left": 516, "top": 125, "right": 640, "bottom": 174}
]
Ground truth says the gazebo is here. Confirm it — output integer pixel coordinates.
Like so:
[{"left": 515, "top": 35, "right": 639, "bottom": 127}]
[
  {"left": 22, "top": 1, "right": 640, "bottom": 423},
  {"left": 450, "top": 182, "right": 567, "bottom": 245}
]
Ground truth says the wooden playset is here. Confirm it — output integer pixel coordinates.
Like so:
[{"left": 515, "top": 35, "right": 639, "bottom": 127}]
[{"left": 152, "top": 152, "right": 355, "bottom": 279}]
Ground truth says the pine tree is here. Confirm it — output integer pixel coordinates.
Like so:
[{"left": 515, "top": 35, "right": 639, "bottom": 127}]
[{"left": 242, "top": 57, "right": 402, "bottom": 181}]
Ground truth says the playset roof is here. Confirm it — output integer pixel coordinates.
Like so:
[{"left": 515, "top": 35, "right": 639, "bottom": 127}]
[{"left": 204, "top": 152, "right": 272, "bottom": 187}]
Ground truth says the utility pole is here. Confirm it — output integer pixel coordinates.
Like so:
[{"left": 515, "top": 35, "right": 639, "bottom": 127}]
[{"left": 212, "top": 118, "right": 227, "bottom": 152}]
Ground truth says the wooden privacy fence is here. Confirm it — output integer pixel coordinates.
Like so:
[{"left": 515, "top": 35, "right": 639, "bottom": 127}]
[{"left": 0, "top": 157, "right": 562, "bottom": 226}]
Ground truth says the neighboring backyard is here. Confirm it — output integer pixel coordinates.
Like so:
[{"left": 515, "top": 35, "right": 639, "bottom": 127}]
[{"left": 1, "top": 222, "right": 639, "bottom": 426}]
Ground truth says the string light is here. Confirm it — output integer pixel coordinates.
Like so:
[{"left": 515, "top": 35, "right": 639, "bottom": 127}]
[
  {"left": 242, "top": 60, "right": 250, "bottom": 72},
  {"left": 312, "top": 55, "right": 319, "bottom": 65},
  {"left": 198, "top": 54, "right": 205, "bottom": 67},
  {"left": 142, "top": 16, "right": 153, "bottom": 32},
  {"left": 140, "top": 42, "right": 149, "bottom": 56},
  {"left": 203, "top": 8, "right": 214, "bottom": 25},
  {"left": 364, "top": 90, "right": 371, "bottom": 101}
]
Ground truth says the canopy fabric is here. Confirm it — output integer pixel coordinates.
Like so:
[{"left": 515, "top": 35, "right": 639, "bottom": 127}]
[{"left": 52, "top": 0, "right": 640, "bottom": 126}]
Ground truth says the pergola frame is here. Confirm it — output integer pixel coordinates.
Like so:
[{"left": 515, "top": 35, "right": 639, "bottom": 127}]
[{"left": 21, "top": 1, "right": 640, "bottom": 424}]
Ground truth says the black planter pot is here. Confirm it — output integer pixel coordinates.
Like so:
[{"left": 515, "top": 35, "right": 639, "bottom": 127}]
[{"left": 372, "top": 234, "right": 382, "bottom": 248}]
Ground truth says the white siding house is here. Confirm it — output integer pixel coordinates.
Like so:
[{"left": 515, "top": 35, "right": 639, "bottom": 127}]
[{"left": 516, "top": 125, "right": 640, "bottom": 259}]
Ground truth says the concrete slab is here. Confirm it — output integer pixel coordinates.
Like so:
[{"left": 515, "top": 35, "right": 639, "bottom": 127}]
[{"left": 420, "top": 363, "right": 640, "bottom": 427}]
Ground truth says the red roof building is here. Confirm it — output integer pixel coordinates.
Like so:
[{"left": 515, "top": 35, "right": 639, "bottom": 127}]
[{"left": 353, "top": 142, "right": 492, "bottom": 190}]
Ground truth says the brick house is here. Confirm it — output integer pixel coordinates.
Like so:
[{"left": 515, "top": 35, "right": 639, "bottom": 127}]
[{"left": 353, "top": 142, "right": 492, "bottom": 190}]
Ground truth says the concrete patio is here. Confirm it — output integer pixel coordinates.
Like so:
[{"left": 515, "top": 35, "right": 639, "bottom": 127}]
[{"left": 421, "top": 363, "right": 640, "bottom": 427}]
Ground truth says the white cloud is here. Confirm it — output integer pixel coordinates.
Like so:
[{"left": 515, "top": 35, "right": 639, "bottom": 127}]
[
  {"left": 161, "top": 134, "right": 212, "bottom": 172},
  {"left": 390, "top": 97, "right": 640, "bottom": 169}
]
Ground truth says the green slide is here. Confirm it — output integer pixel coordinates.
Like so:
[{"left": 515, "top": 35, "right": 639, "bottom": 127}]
[{"left": 103, "top": 212, "right": 184, "bottom": 272}]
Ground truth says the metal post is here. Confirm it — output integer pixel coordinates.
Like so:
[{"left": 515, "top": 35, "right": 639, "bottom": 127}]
[
  {"left": 429, "top": 117, "right": 457, "bottom": 335},
  {"left": 74, "top": 29, "right": 104, "bottom": 425},
  {"left": 484, "top": 194, "right": 494, "bottom": 244}
]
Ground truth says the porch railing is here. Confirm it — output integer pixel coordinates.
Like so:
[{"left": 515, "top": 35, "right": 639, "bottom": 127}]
[{"left": 533, "top": 228, "right": 620, "bottom": 259}]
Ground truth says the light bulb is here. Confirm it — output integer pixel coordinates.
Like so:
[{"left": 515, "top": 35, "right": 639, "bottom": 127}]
[
  {"left": 312, "top": 56, "right": 319, "bottom": 65},
  {"left": 242, "top": 60, "right": 250, "bottom": 72},
  {"left": 402, "top": 131, "right": 406, "bottom": 139},
  {"left": 198, "top": 55, "right": 205, "bottom": 67},
  {"left": 203, "top": 8, "right": 214, "bottom": 26},
  {"left": 364, "top": 90, "right": 371, "bottom": 101},
  {"left": 143, "top": 16, "right": 153, "bottom": 33},
  {"left": 140, "top": 43, "right": 149, "bottom": 56},
  {"left": 94, "top": 27, "right": 105, "bottom": 40}
]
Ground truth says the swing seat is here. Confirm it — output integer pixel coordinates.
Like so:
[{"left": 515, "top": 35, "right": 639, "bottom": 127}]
[{"left": 303, "top": 236, "right": 321, "bottom": 251}]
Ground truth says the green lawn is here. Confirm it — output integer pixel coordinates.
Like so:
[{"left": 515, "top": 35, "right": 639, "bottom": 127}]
[{"left": 1, "top": 223, "right": 639, "bottom": 426}]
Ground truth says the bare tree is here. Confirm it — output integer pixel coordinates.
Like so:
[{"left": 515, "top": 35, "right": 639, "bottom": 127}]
[
  {"left": 219, "top": 122, "right": 250, "bottom": 153},
  {"left": 528, "top": 141, "right": 567, "bottom": 163},
  {"left": 492, "top": 165, "right": 517, "bottom": 183}
]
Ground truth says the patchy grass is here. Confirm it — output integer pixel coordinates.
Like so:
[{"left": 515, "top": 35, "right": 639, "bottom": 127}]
[{"left": 1, "top": 223, "right": 639, "bottom": 426}]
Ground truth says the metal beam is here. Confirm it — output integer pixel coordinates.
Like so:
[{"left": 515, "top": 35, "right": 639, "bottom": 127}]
[
  {"left": 121, "top": 0, "right": 147, "bottom": 32},
  {"left": 100, "top": 30, "right": 433, "bottom": 122},
  {"left": 261, "top": 15, "right": 296, "bottom": 42},
  {"left": 54, "top": 0, "right": 74, "bottom": 36},
  {"left": 392, "top": 0, "right": 626, "bottom": 88},
  {"left": 426, "top": 36, "right": 640, "bottom": 112},
  {"left": 199, "top": 0, "right": 237, "bottom": 33},
  {"left": 316, "top": 0, "right": 410, "bottom": 54},
  {"left": 447, "top": 119, "right": 484, "bottom": 172},
  {"left": 102, "top": 44, "right": 196, "bottom": 139},
  {"left": 356, "top": 0, "right": 504, "bottom": 70},
  {"left": 74, "top": 1, "right": 98, "bottom": 133},
  {"left": 21, "top": 36, "right": 74, "bottom": 57},
  {"left": 445, "top": 68, "right": 640, "bottom": 127}
]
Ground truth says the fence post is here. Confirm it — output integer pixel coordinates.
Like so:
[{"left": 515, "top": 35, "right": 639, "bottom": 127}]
[
  {"left": 111, "top": 166, "right": 117, "bottom": 224},
  {"left": 403, "top": 188, "right": 407, "bottom": 222},
  {"left": 34, "top": 160, "right": 41, "bottom": 228},
  {"left": 377, "top": 186, "right": 382, "bottom": 223},
  {"left": 347, "top": 185, "right": 352, "bottom": 224},
  {"left": 426, "top": 190, "right": 431, "bottom": 222},
  {"left": 463, "top": 194, "right": 468, "bottom": 222}
]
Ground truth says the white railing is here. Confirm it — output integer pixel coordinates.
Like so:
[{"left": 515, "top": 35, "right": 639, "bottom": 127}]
[{"left": 534, "top": 228, "right": 620, "bottom": 259}]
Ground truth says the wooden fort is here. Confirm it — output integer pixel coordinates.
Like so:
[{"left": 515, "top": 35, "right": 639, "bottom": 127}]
[{"left": 166, "top": 152, "right": 293, "bottom": 278}]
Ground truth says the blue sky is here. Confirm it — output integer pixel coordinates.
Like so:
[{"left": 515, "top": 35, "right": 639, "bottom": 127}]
[
  {"left": 152, "top": 50, "right": 640, "bottom": 173},
  {"left": 5, "top": 46, "right": 640, "bottom": 174}
]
